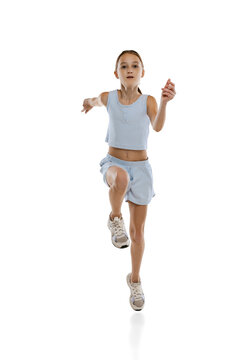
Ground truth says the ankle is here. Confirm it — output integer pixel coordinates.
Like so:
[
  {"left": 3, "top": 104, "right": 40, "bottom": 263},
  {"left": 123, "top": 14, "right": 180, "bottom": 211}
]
[
  {"left": 131, "top": 274, "right": 140, "bottom": 283},
  {"left": 110, "top": 211, "right": 122, "bottom": 221}
]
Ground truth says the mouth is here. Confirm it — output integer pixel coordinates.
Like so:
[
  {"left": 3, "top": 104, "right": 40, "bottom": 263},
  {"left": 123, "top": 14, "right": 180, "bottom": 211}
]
[{"left": 127, "top": 76, "right": 134, "bottom": 79}]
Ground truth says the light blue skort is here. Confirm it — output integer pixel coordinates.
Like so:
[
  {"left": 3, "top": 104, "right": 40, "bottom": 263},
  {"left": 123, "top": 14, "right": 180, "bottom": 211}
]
[{"left": 99, "top": 153, "right": 156, "bottom": 205}]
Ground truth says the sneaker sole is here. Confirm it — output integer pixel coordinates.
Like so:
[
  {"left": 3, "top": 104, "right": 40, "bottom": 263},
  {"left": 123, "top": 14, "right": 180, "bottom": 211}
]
[{"left": 112, "top": 239, "right": 130, "bottom": 249}]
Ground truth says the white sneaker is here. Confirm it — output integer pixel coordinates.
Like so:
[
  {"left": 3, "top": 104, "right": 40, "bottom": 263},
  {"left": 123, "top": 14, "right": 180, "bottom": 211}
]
[
  {"left": 126, "top": 273, "right": 145, "bottom": 311},
  {"left": 107, "top": 212, "right": 130, "bottom": 249}
]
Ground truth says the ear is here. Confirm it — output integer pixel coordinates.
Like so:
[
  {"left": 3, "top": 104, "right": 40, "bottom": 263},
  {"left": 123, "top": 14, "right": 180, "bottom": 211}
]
[
  {"left": 114, "top": 71, "right": 119, "bottom": 79},
  {"left": 141, "top": 69, "right": 145, "bottom": 78}
]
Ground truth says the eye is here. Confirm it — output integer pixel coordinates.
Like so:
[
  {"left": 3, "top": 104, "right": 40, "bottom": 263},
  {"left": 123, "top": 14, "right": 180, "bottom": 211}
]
[{"left": 121, "top": 65, "right": 139, "bottom": 68}]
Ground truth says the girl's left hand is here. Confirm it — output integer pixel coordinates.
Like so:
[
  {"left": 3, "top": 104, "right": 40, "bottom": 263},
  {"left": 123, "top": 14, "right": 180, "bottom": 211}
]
[{"left": 161, "top": 78, "right": 176, "bottom": 104}]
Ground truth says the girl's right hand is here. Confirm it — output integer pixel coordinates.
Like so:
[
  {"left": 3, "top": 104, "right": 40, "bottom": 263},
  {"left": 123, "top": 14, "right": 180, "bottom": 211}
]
[{"left": 81, "top": 98, "right": 93, "bottom": 114}]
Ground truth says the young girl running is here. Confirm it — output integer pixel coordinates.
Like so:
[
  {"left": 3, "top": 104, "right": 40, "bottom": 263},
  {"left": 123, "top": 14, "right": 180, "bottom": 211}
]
[{"left": 81, "top": 50, "right": 176, "bottom": 311}]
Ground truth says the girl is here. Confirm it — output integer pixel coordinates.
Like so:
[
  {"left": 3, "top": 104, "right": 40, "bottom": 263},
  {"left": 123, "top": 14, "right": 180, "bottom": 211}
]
[{"left": 81, "top": 50, "right": 176, "bottom": 311}]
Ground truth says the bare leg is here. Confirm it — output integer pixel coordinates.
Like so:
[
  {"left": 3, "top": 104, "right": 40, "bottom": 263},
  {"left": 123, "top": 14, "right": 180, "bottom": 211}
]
[
  {"left": 106, "top": 166, "right": 130, "bottom": 220},
  {"left": 130, "top": 231, "right": 145, "bottom": 283},
  {"left": 128, "top": 201, "right": 148, "bottom": 283}
]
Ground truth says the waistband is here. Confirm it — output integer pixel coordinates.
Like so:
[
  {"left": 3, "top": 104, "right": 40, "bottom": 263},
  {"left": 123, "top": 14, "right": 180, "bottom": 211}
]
[{"left": 106, "top": 153, "right": 150, "bottom": 167}]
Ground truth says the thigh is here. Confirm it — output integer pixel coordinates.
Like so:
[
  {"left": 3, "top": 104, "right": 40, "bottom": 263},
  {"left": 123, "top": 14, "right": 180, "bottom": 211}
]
[
  {"left": 106, "top": 165, "right": 130, "bottom": 188},
  {"left": 127, "top": 200, "right": 148, "bottom": 233}
]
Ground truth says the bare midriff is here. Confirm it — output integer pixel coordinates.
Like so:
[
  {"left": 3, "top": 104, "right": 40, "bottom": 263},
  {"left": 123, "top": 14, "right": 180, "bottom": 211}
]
[{"left": 108, "top": 146, "right": 148, "bottom": 161}]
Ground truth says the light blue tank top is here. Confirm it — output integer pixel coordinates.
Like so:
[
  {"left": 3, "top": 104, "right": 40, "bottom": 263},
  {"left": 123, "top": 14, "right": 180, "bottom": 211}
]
[{"left": 105, "top": 89, "right": 150, "bottom": 150}]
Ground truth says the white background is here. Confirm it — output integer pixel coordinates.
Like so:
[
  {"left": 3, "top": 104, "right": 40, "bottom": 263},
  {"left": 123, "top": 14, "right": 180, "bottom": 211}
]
[{"left": 1, "top": 0, "right": 240, "bottom": 359}]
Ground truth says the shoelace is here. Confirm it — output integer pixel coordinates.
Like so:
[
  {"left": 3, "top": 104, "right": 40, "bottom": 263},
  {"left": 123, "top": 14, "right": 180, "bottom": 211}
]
[
  {"left": 131, "top": 282, "right": 144, "bottom": 299},
  {"left": 111, "top": 218, "right": 126, "bottom": 236}
]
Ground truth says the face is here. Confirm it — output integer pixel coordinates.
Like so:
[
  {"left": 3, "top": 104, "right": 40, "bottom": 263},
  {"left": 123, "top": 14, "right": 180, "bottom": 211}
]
[{"left": 114, "top": 53, "right": 144, "bottom": 88}]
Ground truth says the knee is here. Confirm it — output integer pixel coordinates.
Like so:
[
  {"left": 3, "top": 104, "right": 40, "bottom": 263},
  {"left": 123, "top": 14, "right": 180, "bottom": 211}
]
[
  {"left": 113, "top": 169, "right": 130, "bottom": 191},
  {"left": 129, "top": 228, "right": 145, "bottom": 244}
]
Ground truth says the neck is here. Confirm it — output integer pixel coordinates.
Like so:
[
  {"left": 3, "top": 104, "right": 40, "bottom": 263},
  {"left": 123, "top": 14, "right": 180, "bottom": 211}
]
[{"left": 119, "top": 85, "right": 140, "bottom": 100}]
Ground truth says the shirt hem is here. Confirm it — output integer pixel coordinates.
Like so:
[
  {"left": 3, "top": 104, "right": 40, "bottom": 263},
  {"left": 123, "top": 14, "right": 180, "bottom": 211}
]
[{"left": 106, "top": 142, "right": 147, "bottom": 150}]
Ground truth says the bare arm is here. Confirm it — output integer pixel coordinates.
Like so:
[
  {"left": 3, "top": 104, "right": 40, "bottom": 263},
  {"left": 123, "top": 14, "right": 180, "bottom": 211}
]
[
  {"left": 153, "top": 101, "right": 167, "bottom": 132},
  {"left": 147, "top": 95, "right": 160, "bottom": 132},
  {"left": 88, "top": 96, "right": 102, "bottom": 107},
  {"left": 81, "top": 92, "right": 108, "bottom": 114}
]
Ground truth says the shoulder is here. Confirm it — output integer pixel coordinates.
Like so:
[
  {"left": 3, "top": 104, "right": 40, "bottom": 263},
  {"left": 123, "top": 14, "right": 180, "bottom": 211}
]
[
  {"left": 146, "top": 95, "right": 158, "bottom": 129},
  {"left": 146, "top": 94, "right": 158, "bottom": 109},
  {"left": 98, "top": 91, "right": 110, "bottom": 107}
]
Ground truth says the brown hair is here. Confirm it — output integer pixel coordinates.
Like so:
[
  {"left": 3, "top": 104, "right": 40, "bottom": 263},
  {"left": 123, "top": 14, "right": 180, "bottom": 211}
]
[{"left": 115, "top": 50, "right": 144, "bottom": 94}]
